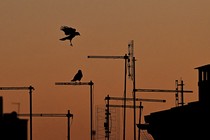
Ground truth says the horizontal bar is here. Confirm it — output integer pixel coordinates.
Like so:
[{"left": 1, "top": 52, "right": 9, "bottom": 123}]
[
  {"left": 55, "top": 81, "right": 93, "bottom": 86},
  {"left": 135, "top": 88, "right": 193, "bottom": 93},
  {"left": 87, "top": 55, "right": 126, "bottom": 59},
  {"left": 105, "top": 96, "right": 166, "bottom": 103},
  {"left": 18, "top": 113, "right": 73, "bottom": 118},
  {"left": 0, "top": 86, "right": 34, "bottom": 90},
  {"left": 107, "top": 104, "right": 142, "bottom": 108}
]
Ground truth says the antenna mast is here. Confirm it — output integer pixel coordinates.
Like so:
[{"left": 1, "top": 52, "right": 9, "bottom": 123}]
[{"left": 128, "top": 40, "right": 134, "bottom": 81}]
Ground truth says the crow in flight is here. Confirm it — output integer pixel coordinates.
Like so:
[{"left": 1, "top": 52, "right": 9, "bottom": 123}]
[
  {"left": 71, "top": 69, "right": 83, "bottom": 82},
  {"left": 59, "top": 26, "right": 80, "bottom": 46}
]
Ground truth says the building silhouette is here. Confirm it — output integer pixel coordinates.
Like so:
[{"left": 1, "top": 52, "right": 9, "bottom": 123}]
[
  {"left": 0, "top": 97, "right": 28, "bottom": 140},
  {"left": 141, "top": 64, "right": 210, "bottom": 140}
]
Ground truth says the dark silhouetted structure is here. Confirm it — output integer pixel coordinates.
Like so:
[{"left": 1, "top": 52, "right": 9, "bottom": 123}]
[
  {"left": 71, "top": 69, "right": 83, "bottom": 82},
  {"left": 141, "top": 64, "right": 210, "bottom": 140},
  {"left": 0, "top": 97, "right": 28, "bottom": 140},
  {"left": 59, "top": 26, "right": 80, "bottom": 46}
]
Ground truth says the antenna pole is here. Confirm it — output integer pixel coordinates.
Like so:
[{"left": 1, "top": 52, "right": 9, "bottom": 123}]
[
  {"left": 105, "top": 95, "right": 110, "bottom": 140},
  {"left": 67, "top": 110, "right": 71, "bottom": 140},
  {"left": 180, "top": 80, "right": 184, "bottom": 106},
  {"left": 138, "top": 102, "right": 143, "bottom": 140},
  {"left": 88, "top": 54, "right": 129, "bottom": 140},
  {"left": 55, "top": 81, "right": 94, "bottom": 140},
  {"left": 90, "top": 81, "right": 94, "bottom": 140},
  {"left": 0, "top": 86, "right": 35, "bottom": 140},
  {"left": 133, "top": 57, "right": 136, "bottom": 140},
  {"left": 123, "top": 54, "right": 128, "bottom": 140},
  {"left": 29, "top": 86, "right": 33, "bottom": 140}
]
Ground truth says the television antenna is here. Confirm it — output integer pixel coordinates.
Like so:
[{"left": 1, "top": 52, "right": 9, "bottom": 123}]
[
  {"left": 19, "top": 110, "right": 73, "bottom": 140},
  {"left": 0, "top": 86, "right": 35, "bottom": 140},
  {"left": 55, "top": 81, "right": 94, "bottom": 140},
  {"left": 88, "top": 54, "right": 129, "bottom": 140},
  {"left": 128, "top": 40, "right": 134, "bottom": 81}
]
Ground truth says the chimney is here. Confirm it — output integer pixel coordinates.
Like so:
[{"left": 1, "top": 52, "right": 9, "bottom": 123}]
[
  {"left": 0, "top": 96, "right": 3, "bottom": 118},
  {"left": 195, "top": 64, "right": 210, "bottom": 105}
]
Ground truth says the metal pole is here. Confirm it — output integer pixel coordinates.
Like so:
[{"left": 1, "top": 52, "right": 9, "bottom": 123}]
[
  {"left": 107, "top": 95, "right": 110, "bottom": 140},
  {"left": 181, "top": 80, "right": 184, "bottom": 106},
  {"left": 67, "top": 110, "right": 71, "bottom": 140},
  {"left": 133, "top": 57, "right": 136, "bottom": 140},
  {"left": 175, "top": 80, "right": 179, "bottom": 106},
  {"left": 123, "top": 54, "right": 127, "bottom": 140},
  {"left": 90, "top": 81, "right": 94, "bottom": 140},
  {"left": 138, "top": 102, "right": 143, "bottom": 140},
  {"left": 29, "top": 86, "right": 33, "bottom": 140}
]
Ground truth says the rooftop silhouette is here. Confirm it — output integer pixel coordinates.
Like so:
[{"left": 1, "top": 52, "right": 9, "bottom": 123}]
[
  {"left": 0, "top": 97, "right": 28, "bottom": 140},
  {"left": 141, "top": 64, "right": 210, "bottom": 140}
]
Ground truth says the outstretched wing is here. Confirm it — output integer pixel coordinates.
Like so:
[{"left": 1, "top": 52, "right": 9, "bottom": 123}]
[{"left": 60, "top": 26, "right": 76, "bottom": 35}]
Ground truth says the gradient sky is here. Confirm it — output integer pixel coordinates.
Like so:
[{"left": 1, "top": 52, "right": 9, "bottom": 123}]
[{"left": 0, "top": 0, "right": 210, "bottom": 140}]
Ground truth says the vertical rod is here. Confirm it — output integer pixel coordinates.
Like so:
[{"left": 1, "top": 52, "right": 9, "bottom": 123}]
[
  {"left": 29, "top": 86, "right": 33, "bottom": 140},
  {"left": 181, "top": 80, "right": 184, "bottom": 106},
  {"left": 107, "top": 95, "right": 110, "bottom": 140},
  {"left": 67, "top": 110, "right": 70, "bottom": 140},
  {"left": 138, "top": 102, "right": 142, "bottom": 140},
  {"left": 90, "top": 81, "right": 93, "bottom": 140},
  {"left": 133, "top": 57, "right": 136, "bottom": 140},
  {"left": 108, "top": 95, "right": 110, "bottom": 140},
  {"left": 175, "top": 80, "right": 179, "bottom": 107},
  {"left": 123, "top": 55, "right": 127, "bottom": 140}
]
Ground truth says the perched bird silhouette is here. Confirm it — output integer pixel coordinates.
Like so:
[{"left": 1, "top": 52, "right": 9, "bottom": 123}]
[
  {"left": 59, "top": 26, "right": 80, "bottom": 46},
  {"left": 71, "top": 69, "right": 83, "bottom": 82}
]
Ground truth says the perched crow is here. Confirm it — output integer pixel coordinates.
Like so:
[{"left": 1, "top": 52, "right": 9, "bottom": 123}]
[
  {"left": 59, "top": 26, "right": 80, "bottom": 46},
  {"left": 71, "top": 69, "right": 83, "bottom": 82}
]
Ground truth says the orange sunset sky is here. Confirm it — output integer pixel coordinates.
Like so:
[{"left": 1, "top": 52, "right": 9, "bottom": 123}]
[{"left": 0, "top": 0, "right": 210, "bottom": 140}]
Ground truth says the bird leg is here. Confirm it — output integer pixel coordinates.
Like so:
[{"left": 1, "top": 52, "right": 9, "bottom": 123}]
[{"left": 70, "top": 41, "right": 73, "bottom": 46}]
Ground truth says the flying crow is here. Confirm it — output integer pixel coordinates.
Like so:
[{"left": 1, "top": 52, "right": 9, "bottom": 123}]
[
  {"left": 59, "top": 26, "right": 80, "bottom": 46},
  {"left": 71, "top": 69, "right": 83, "bottom": 82}
]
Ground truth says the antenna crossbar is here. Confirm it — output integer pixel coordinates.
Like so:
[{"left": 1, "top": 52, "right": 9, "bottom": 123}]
[
  {"left": 135, "top": 88, "right": 193, "bottom": 93},
  {"left": 0, "top": 86, "right": 34, "bottom": 90},
  {"left": 105, "top": 96, "right": 166, "bottom": 103},
  {"left": 107, "top": 104, "right": 142, "bottom": 108},
  {"left": 87, "top": 55, "right": 127, "bottom": 59},
  {"left": 55, "top": 81, "right": 93, "bottom": 86},
  {"left": 18, "top": 113, "right": 73, "bottom": 118}
]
